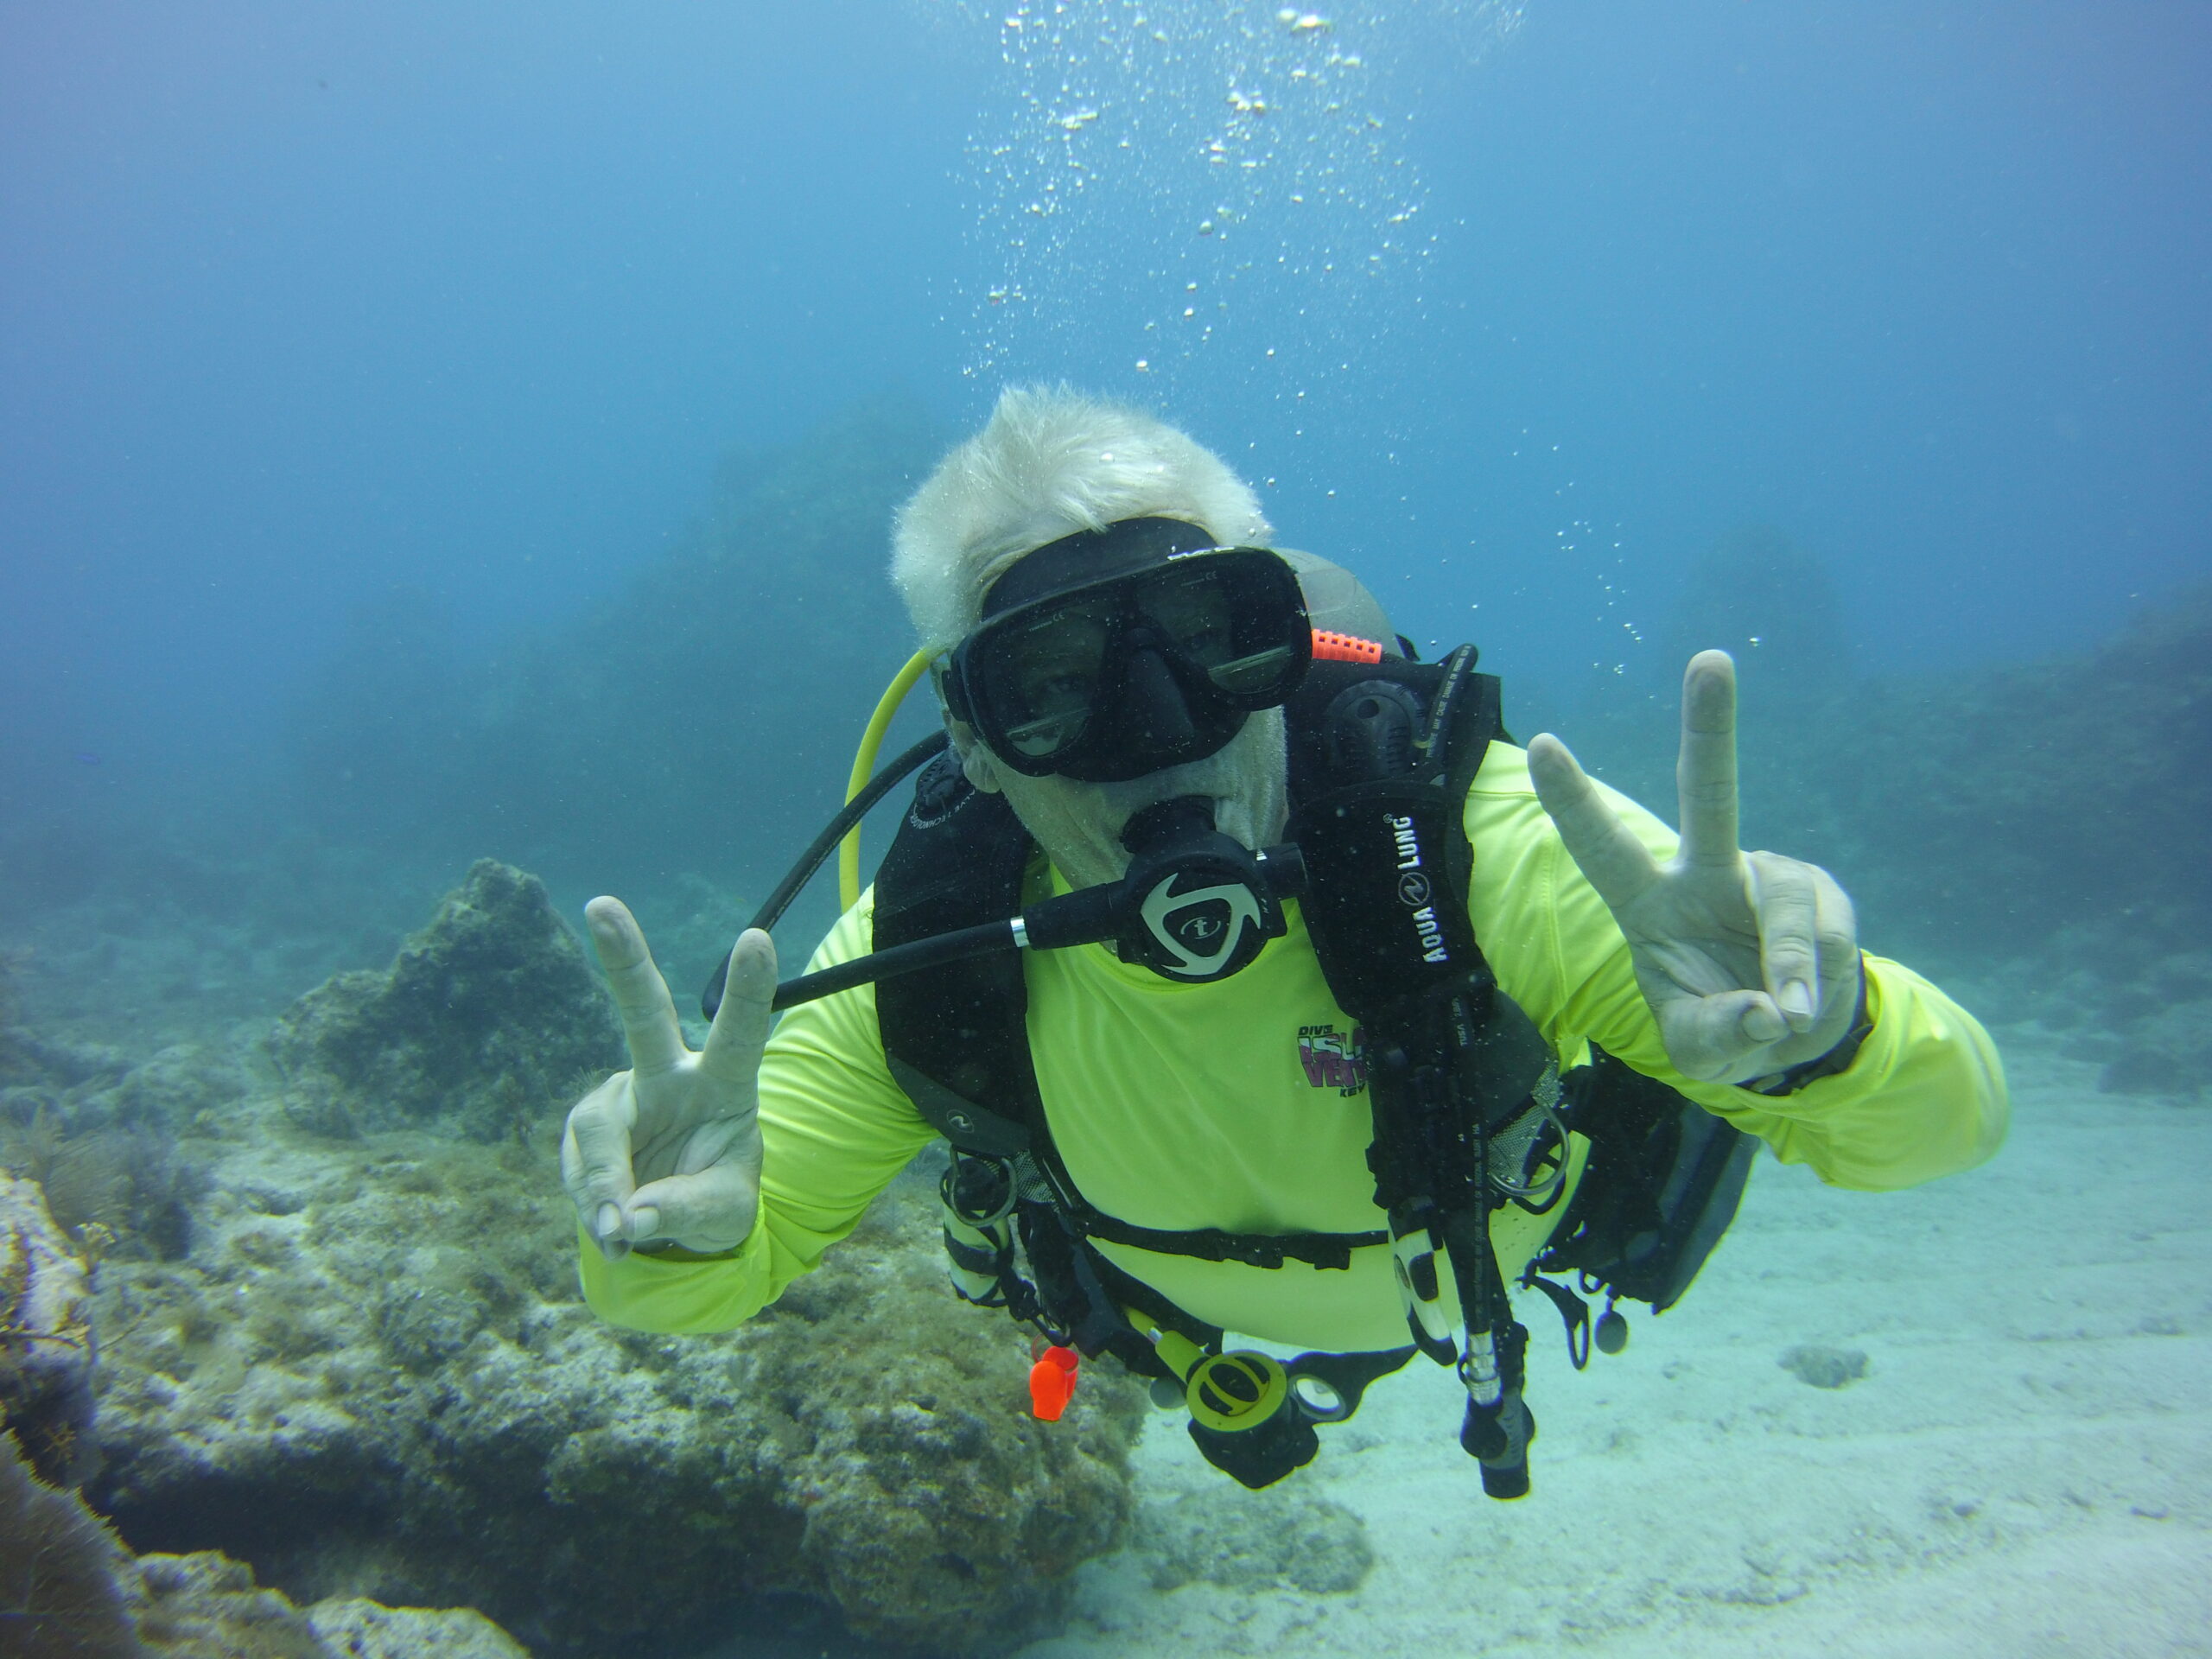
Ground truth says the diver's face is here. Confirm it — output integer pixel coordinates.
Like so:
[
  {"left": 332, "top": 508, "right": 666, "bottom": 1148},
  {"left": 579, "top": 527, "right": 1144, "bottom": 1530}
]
[{"left": 950, "top": 705, "right": 1289, "bottom": 890}]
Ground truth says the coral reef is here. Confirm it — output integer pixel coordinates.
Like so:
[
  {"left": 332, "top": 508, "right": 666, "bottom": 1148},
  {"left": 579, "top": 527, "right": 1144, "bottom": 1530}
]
[
  {"left": 2, "top": 1170, "right": 98, "bottom": 1487},
  {"left": 1656, "top": 523, "right": 1856, "bottom": 699},
  {"left": 1, "top": 1109, "right": 204, "bottom": 1268},
  {"left": 1819, "top": 586, "right": 2211, "bottom": 966},
  {"left": 265, "top": 861, "right": 623, "bottom": 1142},
  {"left": 129, "top": 1551, "right": 333, "bottom": 1659},
  {"left": 86, "top": 1103, "right": 1142, "bottom": 1656},
  {"left": 1995, "top": 944, "right": 2212, "bottom": 1102},
  {"left": 52, "top": 861, "right": 1147, "bottom": 1657},
  {"left": 2, "top": 1424, "right": 144, "bottom": 1657},
  {"left": 2090, "top": 996, "right": 2212, "bottom": 1101},
  {"left": 4, "top": 1428, "right": 531, "bottom": 1659}
]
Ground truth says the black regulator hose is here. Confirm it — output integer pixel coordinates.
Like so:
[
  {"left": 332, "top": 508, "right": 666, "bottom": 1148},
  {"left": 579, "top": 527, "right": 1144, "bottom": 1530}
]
[
  {"left": 706, "top": 779, "right": 1308, "bottom": 1019},
  {"left": 701, "top": 730, "right": 947, "bottom": 1019}
]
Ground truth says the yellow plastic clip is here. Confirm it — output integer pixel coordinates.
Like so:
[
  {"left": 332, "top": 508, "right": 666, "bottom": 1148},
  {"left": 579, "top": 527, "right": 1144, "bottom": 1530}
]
[{"left": 1122, "top": 1306, "right": 1206, "bottom": 1383}]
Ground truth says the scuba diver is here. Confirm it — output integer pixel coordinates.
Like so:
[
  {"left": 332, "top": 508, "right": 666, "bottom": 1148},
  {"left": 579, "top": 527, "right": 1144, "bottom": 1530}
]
[{"left": 560, "top": 386, "right": 2006, "bottom": 1494}]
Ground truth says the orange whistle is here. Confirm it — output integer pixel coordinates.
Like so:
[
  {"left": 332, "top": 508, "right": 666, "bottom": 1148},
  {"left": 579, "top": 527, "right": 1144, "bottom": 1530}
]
[
  {"left": 1312, "top": 629, "right": 1384, "bottom": 664},
  {"left": 1028, "top": 1345, "right": 1079, "bottom": 1421}
]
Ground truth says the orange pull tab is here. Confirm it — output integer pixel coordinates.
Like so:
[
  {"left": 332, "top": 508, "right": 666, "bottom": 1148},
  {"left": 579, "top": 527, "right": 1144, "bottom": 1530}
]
[
  {"left": 1312, "top": 629, "right": 1384, "bottom": 664},
  {"left": 1028, "top": 1344, "right": 1079, "bottom": 1421}
]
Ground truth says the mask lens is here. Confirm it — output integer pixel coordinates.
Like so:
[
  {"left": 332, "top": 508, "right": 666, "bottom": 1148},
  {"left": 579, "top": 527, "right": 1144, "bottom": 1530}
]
[
  {"left": 1135, "top": 554, "right": 1306, "bottom": 704},
  {"left": 1209, "top": 643, "right": 1299, "bottom": 696},
  {"left": 985, "top": 597, "right": 1114, "bottom": 760},
  {"left": 1139, "top": 568, "right": 1237, "bottom": 667}
]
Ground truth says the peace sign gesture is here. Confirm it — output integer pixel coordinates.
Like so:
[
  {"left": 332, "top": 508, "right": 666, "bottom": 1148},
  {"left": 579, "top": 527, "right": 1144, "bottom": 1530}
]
[
  {"left": 1528, "top": 651, "right": 1863, "bottom": 1086},
  {"left": 560, "top": 900, "right": 778, "bottom": 1258}
]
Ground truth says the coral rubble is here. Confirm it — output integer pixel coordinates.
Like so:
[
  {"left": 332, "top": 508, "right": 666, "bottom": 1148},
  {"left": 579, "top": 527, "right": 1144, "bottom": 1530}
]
[{"left": 1778, "top": 1344, "right": 1871, "bottom": 1389}]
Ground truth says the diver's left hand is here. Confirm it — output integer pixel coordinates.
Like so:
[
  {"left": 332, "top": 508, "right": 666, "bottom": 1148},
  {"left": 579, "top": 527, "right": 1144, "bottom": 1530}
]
[{"left": 1527, "top": 651, "right": 1862, "bottom": 1086}]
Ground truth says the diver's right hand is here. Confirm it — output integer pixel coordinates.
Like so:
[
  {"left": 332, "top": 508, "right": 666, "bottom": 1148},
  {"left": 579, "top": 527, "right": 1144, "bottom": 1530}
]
[{"left": 560, "top": 899, "right": 776, "bottom": 1261}]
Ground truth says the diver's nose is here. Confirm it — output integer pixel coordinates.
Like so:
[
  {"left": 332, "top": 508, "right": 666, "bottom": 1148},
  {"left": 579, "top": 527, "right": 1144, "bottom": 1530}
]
[{"left": 1121, "top": 645, "right": 1200, "bottom": 751}]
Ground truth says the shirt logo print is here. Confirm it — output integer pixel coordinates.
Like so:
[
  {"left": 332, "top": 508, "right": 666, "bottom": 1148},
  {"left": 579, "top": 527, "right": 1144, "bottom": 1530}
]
[{"left": 1297, "top": 1024, "right": 1369, "bottom": 1096}]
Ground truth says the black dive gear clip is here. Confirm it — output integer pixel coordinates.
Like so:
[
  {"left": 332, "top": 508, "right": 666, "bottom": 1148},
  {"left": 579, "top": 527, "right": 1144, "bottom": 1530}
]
[{"left": 703, "top": 787, "right": 1297, "bottom": 1018}]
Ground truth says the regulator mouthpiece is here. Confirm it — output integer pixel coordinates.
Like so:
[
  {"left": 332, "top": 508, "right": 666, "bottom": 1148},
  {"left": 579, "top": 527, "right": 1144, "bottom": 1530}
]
[{"left": 1114, "top": 797, "right": 1285, "bottom": 983}]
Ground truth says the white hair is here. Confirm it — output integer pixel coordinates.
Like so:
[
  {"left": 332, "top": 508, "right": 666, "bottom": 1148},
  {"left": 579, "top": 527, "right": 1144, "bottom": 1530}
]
[{"left": 890, "top": 385, "right": 1271, "bottom": 651}]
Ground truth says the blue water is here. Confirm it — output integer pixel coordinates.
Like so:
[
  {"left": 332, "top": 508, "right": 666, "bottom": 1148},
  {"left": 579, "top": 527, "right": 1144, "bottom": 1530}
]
[
  {"left": 5, "top": 2, "right": 2204, "bottom": 791},
  {"left": 3, "top": 3, "right": 2209, "bottom": 1654}
]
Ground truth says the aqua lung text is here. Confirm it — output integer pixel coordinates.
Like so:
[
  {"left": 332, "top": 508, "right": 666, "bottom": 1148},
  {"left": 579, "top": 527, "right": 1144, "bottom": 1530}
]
[{"left": 1387, "top": 812, "right": 1451, "bottom": 963}]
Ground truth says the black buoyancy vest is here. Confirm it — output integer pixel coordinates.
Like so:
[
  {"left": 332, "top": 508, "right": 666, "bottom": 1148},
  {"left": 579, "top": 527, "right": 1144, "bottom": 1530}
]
[{"left": 871, "top": 647, "right": 1756, "bottom": 1368}]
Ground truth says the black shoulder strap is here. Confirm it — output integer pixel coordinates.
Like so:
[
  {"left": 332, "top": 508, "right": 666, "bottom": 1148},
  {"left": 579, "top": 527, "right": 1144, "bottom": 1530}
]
[
  {"left": 872, "top": 750, "right": 1040, "bottom": 1157},
  {"left": 1282, "top": 647, "right": 1514, "bottom": 1052}
]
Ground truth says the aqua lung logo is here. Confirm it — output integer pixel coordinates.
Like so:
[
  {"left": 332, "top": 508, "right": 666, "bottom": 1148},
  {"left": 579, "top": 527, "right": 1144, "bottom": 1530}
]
[{"left": 1386, "top": 812, "right": 1451, "bottom": 965}]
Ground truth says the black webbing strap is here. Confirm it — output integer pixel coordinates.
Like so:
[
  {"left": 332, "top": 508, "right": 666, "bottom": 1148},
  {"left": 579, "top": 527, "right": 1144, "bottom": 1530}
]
[
  {"left": 1029, "top": 1135, "right": 1382, "bottom": 1269},
  {"left": 1067, "top": 1205, "right": 1386, "bottom": 1271}
]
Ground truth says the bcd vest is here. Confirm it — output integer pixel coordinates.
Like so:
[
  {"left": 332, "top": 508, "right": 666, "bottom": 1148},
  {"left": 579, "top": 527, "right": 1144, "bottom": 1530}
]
[{"left": 870, "top": 645, "right": 1757, "bottom": 1491}]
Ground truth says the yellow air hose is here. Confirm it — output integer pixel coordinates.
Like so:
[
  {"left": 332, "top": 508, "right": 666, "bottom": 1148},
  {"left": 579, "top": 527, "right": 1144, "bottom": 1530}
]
[{"left": 840, "top": 649, "right": 938, "bottom": 911}]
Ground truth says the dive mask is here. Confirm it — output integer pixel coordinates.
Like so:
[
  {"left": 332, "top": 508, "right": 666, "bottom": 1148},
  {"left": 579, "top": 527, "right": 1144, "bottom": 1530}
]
[{"left": 940, "top": 517, "right": 1313, "bottom": 782}]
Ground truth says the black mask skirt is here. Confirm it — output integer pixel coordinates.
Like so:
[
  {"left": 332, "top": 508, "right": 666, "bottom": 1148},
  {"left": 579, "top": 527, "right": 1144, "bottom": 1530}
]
[{"left": 942, "top": 518, "right": 1313, "bottom": 783}]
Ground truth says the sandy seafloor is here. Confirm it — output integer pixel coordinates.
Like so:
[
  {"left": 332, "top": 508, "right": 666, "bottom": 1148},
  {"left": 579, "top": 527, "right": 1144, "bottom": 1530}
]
[{"left": 1009, "top": 1035, "right": 2212, "bottom": 1659}]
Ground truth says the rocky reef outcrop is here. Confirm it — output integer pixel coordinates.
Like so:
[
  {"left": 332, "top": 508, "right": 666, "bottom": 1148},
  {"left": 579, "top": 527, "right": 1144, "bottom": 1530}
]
[
  {"left": 85, "top": 1120, "right": 1142, "bottom": 1656},
  {"left": 265, "top": 860, "right": 624, "bottom": 1142},
  {"left": 59, "top": 862, "right": 1145, "bottom": 1656}
]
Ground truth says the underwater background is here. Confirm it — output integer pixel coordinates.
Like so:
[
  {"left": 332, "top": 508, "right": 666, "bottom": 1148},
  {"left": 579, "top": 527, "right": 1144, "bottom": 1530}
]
[{"left": 3, "top": 3, "right": 2208, "bottom": 1656}]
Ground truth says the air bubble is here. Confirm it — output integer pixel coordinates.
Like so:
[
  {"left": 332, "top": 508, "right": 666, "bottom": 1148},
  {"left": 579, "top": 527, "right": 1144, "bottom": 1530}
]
[{"left": 957, "top": 0, "right": 1512, "bottom": 383}]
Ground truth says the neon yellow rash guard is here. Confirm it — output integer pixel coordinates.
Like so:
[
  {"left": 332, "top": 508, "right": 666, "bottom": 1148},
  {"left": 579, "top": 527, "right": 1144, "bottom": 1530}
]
[{"left": 579, "top": 742, "right": 2009, "bottom": 1352}]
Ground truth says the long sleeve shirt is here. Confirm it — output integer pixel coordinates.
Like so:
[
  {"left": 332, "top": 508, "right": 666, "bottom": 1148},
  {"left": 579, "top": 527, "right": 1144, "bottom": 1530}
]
[{"left": 579, "top": 741, "right": 2008, "bottom": 1351}]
